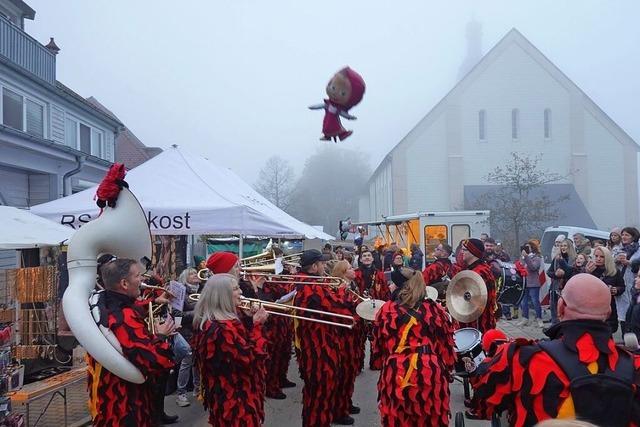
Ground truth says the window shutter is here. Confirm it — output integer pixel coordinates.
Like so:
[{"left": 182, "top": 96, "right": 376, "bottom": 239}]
[
  {"left": 105, "top": 132, "right": 115, "bottom": 162},
  {"left": 65, "top": 118, "right": 77, "bottom": 148},
  {"left": 26, "top": 99, "right": 44, "bottom": 138}
]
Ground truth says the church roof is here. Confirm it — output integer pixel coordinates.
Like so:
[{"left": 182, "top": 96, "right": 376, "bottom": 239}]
[{"left": 370, "top": 28, "right": 639, "bottom": 181}]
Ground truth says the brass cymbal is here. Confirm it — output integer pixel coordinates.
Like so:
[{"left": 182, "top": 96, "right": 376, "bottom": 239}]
[
  {"left": 425, "top": 286, "right": 439, "bottom": 301},
  {"left": 355, "top": 299, "right": 386, "bottom": 321},
  {"left": 445, "top": 270, "right": 487, "bottom": 323}
]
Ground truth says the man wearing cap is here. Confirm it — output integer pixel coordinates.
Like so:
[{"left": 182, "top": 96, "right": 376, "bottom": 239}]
[
  {"left": 459, "top": 238, "right": 498, "bottom": 333},
  {"left": 468, "top": 274, "right": 640, "bottom": 425},
  {"left": 294, "top": 249, "right": 355, "bottom": 426}
]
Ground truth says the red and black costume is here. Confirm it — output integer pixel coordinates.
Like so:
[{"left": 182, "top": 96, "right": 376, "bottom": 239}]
[
  {"left": 331, "top": 283, "right": 360, "bottom": 421},
  {"left": 192, "top": 318, "right": 268, "bottom": 427},
  {"left": 470, "top": 320, "right": 640, "bottom": 426},
  {"left": 373, "top": 298, "right": 456, "bottom": 427},
  {"left": 422, "top": 257, "right": 454, "bottom": 286},
  {"left": 460, "top": 259, "right": 497, "bottom": 333},
  {"left": 355, "top": 265, "right": 389, "bottom": 370},
  {"left": 257, "top": 280, "right": 294, "bottom": 397},
  {"left": 87, "top": 290, "right": 175, "bottom": 427},
  {"left": 294, "top": 272, "right": 351, "bottom": 427}
]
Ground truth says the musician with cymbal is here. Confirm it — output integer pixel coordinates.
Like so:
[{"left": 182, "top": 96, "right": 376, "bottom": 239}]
[
  {"left": 373, "top": 267, "right": 456, "bottom": 427},
  {"left": 192, "top": 274, "right": 269, "bottom": 427},
  {"left": 458, "top": 238, "right": 497, "bottom": 333},
  {"left": 354, "top": 249, "right": 388, "bottom": 370},
  {"left": 294, "top": 249, "right": 356, "bottom": 426},
  {"left": 88, "top": 259, "right": 176, "bottom": 427}
]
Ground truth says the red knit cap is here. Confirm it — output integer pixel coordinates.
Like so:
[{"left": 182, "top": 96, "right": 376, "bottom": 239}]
[
  {"left": 206, "top": 252, "right": 239, "bottom": 274},
  {"left": 481, "top": 329, "right": 508, "bottom": 354},
  {"left": 463, "top": 238, "right": 484, "bottom": 258}
]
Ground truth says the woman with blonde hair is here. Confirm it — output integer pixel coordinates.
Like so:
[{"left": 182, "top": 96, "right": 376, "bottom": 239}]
[
  {"left": 586, "top": 246, "right": 625, "bottom": 333},
  {"left": 373, "top": 268, "right": 456, "bottom": 426},
  {"left": 546, "top": 239, "right": 576, "bottom": 325},
  {"left": 330, "top": 260, "right": 362, "bottom": 420},
  {"left": 192, "top": 275, "right": 269, "bottom": 427}
]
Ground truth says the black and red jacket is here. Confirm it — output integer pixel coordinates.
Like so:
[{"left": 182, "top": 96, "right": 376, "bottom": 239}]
[
  {"left": 471, "top": 320, "right": 640, "bottom": 426},
  {"left": 87, "top": 291, "right": 175, "bottom": 427},
  {"left": 192, "top": 318, "right": 268, "bottom": 427},
  {"left": 374, "top": 298, "right": 456, "bottom": 427}
]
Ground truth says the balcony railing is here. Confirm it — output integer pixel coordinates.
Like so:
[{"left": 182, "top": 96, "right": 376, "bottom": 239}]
[{"left": 0, "top": 15, "right": 55, "bottom": 84}]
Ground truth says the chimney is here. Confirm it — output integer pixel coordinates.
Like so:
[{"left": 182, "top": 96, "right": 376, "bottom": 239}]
[{"left": 45, "top": 37, "right": 60, "bottom": 55}]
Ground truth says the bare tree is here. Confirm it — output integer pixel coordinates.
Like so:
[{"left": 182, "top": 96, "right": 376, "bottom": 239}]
[
  {"left": 288, "top": 147, "right": 370, "bottom": 236},
  {"left": 254, "top": 156, "right": 295, "bottom": 210},
  {"left": 468, "top": 152, "right": 570, "bottom": 254}
]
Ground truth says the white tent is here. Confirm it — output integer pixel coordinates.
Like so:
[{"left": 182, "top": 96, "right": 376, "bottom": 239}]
[
  {"left": 0, "top": 206, "right": 74, "bottom": 249},
  {"left": 30, "top": 146, "right": 333, "bottom": 240}
]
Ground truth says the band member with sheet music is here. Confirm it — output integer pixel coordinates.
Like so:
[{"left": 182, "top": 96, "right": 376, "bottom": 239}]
[
  {"left": 458, "top": 238, "right": 497, "bottom": 333},
  {"left": 88, "top": 259, "right": 176, "bottom": 427},
  {"left": 373, "top": 267, "right": 456, "bottom": 427},
  {"left": 192, "top": 274, "right": 269, "bottom": 427},
  {"left": 294, "top": 249, "right": 356, "bottom": 426}
]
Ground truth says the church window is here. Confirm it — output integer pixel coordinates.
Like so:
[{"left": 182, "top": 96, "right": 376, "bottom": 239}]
[
  {"left": 478, "top": 110, "right": 486, "bottom": 141},
  {"left": 512, "top": 108, "right": 520, "bottom": 140},
  {"left": 544, "top": 108, "right": 552, "bottom": 139}
]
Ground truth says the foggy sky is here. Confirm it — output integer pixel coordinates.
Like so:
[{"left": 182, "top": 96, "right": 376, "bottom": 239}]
[{"left": 26, "top": 1, "right": 640, "bottom": 184}]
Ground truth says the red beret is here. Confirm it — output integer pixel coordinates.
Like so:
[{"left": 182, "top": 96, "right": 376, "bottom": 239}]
[
  {"left": 481, "top": 328, "right": 508, "bottom": 354},
  {"left": 206, "top": 252, "right": 239, "bottom": 274},
  {"left": 463, "top": 238, "right": 485, "bottom": 258}
]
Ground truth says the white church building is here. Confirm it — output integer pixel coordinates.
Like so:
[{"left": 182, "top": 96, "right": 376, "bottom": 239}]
[{"left": 360, "top": 27, "right": 639, "bottom": 233}]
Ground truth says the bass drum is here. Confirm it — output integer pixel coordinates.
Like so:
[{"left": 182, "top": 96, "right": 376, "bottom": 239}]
[{"left": 496, "top": 262, "right": 525, "bottom": 306}]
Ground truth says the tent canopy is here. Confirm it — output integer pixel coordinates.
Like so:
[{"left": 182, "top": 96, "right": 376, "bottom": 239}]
[
  {"left": 0, "top": 206, "right": 73, "bottom": 249},
  {"left": 31, "top": 146, "right": 333, "bottom": 240}
]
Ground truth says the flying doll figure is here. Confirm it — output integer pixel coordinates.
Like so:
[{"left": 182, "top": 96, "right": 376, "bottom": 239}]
[{"left": 309, "top": 67, "right": 366, "bottom": 142}]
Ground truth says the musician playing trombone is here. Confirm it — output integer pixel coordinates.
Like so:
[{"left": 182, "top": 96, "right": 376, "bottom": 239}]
[
  {"left": 192, "top": 274, "right": 269, "bottom": 427},
  {"left": 294, "top": 249, "right": 357, "bottom": 427}
]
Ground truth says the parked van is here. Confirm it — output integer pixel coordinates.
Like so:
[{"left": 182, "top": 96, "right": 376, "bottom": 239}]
[{"left": 540, "top": 225, "right": 610, "bottom": 266}]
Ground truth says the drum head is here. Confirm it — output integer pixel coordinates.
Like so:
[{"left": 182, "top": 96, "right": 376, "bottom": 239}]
[
  {"left": 356, "top": 299, "right": 386, "bottom": 321},
  {"left": 453, "top": 328, "right": 482, "bottom": 352}
]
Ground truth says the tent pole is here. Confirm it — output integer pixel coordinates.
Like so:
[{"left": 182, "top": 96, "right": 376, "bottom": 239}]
[{"left": 238, "top": 235, "right": 244, "bottom": 259}]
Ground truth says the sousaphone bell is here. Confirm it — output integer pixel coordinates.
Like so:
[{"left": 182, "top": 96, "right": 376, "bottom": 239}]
[{"left": 445, "top": 270, "right": 487, "bottom": 323}]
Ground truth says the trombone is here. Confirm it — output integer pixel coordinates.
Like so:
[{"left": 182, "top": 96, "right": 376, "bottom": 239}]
[
  {"left": 239, "top": 271, "right": 344, "bottom": 288},
  {"left": 188, "top": 295, "right": 355, "bottom": 329}
]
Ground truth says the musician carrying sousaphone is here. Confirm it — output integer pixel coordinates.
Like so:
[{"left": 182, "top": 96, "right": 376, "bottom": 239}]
[{"left": 63, "top": 164, "right": 177, "bottom": 427}]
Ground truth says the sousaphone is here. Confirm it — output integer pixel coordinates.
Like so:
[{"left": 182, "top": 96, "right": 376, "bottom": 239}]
[{"left": 445, "top": 270, "right": 487, "bottom": 323}]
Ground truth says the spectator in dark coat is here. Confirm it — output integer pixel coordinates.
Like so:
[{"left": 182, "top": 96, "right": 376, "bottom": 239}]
[
  {"left": 586, "top": 246, "right": 626, "bottom": 333},
  {"left": 625, "top": 270, "right": 640, "bottom": 342},
  {"left": 408, "top": 243, "right": 424, "bottom": 270}
]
